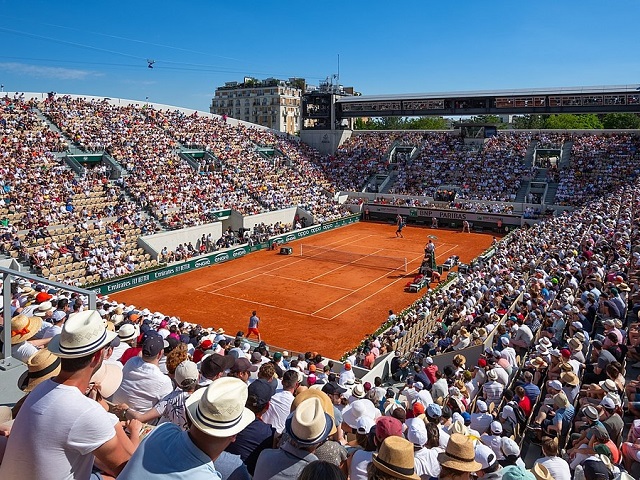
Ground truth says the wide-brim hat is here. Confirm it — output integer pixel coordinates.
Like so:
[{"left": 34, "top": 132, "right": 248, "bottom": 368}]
[
  {"left": 373, "top": 436, "right": 420, "bottom": 480},
  {"left": 10, "top": 314, "right": 43, "bottom": 345},
  {"left": 290, "top": 388, "right": 337, "bottom": 436},
  {"left": 285, "top": 397, "right": 333, "bottom": 446},
  {"left": 438, "top": 432, "right": 482, "bottom": 473},
  {"left": 48, "top": 310, "right": 117, "bottom": 358},
  {"left": 33, "top": 301, "right": 54, "bottom": 317},
  {"left": 90, "top": 362, "right": 123, "bottom": 398},
  {"left": 23, "top": 349, "right": 61, "bottom": 392},
  {"left": 568, "top": 338, "right": 582, "bottom": 351},
  {"left": 342, "top": 398, "right": 381, "bottom": 429},
  {"left": 560, "top": 371, "right": 579, "bottom": 387},
  {"left": 531, "top": 463, "right": 552, "bottom": 480},
  {"left": 186, "top": 377, "right": 254, "bottom": 437}
]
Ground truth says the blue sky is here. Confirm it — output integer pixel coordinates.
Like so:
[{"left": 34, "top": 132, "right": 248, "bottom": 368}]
[{"left": 0, "top": 1, "right": 638, "bottom": 111}]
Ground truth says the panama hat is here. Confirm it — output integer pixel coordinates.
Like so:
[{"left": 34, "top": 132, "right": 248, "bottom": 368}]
[
  {"left": 583, "top": 405, "right": 599, "bottom": 422},
  {"left": 560, "top": 371, "right": 579, "bottom": 387},
  {"left": 23, "top": 349, "right": 61, "bottom": 392},
  {"left": 285, "top": 397, "right": 333, "bottom": 446},
  {"left": 438, "top": 432, "right": 482, "bottom": 472},
  {"left": 290, "top": 388, "right": 337, "bottom": 435},
  {"left": 48, "top": 310, "right": 117, "bottom": 358},
  {"left": 90, "top": 362, "right": 123, "bottom": 398},
  {"left": 117, "top": 323, "right": 139, "bottom": 342},
  {"left": 373, "top": 436, "right": 420, "bottom": 480},
  {"left": 351, "top": 383, "right": 366, "bottom": 399},
  {"left": 530, "top": 463, "right": 552, "bottom": 480},
  {"left": 33, "top": 301, "right": 54, "bottom": 317},
  {"left": 185, "top": 377, "right": 255, "bottom": 437},
  {"left": 10, "top": 314, "right": 42, "bottom": 345},
  {"left": 486, "top": 369, "right": 498, "bottom": 381},
  {"left": 568, "top": 338, "right": 582, "bottom": 351},
  {"left": 599, "top": 379, "right": 617, "bottom": 393}
]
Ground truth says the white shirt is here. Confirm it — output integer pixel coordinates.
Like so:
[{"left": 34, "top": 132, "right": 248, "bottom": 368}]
[
  {"left": 414, "top": 446, "right": 443, "bottom": 478},
  {"left": 0, "top": 379, "right": 115, "bottom": 480},
  {"left": 112, "top": 356, "right": 173, "bottom": 413},
  {"left": 536, "top": 457, "right": 572, "bottom": 480},
  {"left": 339, "top": 369, "right": 355, "bottom": 386},
  {"left": 470, "top": 412, "right": 494, "bottom": 435},
  {"left": 11, "top": 341, "right": 38, "bottom": 364},
  {"left": 349, "top": 449, "right": 373, "bottom": 480},
  {"left": 417, "top": 389, "right": 434, "bottom": 406},
  {"left": 261, "top": 389, "right": 294, "bottom": 434}
]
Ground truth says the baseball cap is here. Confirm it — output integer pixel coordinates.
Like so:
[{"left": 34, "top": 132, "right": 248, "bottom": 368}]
[
  {"left": 322, "top": 381, "right": 347, "bottom": 396},
  {"left": 425, "top": 356, "right": 434, "bottom": 365},
  {"left": 355, "top": 416, "right": 375, "bottom": 435},
  {"left": 250, "top": 351, "right": 262, "bottom": 363},
  {"left": 142, "top": 334, "right": 168, "bottom": 357},
  {"left": 247, "top": 379, "right": 273, "bottom": 409},
  {"left": 600, "top": 396, "right": 615, "bottom": 410},
  {"left": 501, "top": 437, "right": 520, "bottom": 457},
  {"left": 200, "top": 353, "right": 235, "bottom": 379},
  {"left": 174, "top": 360, "right": 199, "bottom": 388},
  {"left": 547, "top": 379, "right": 563, "bottom": 391},
  {"left": 426, "top": 403, "right": 442, "bottom": 419},
  {"left": 374, "top": 416, "right": 403, "bottom": 441},
  {"left": 490, "top": 421, "right": 503, "bottom": 435},
  {"left": 476, "top": 399, "right": 488, "bottom": 413},
  {"left": 52, "top": 310, "right": 67, "bottom": 322},
  {"left": 475, "top": 443, "right": 497, "bottom": 471},
  {"left": 231, "top": 357, "right": 259, "bottom": 374},
  {"left": 406, "top": 417, "right": 428, "bottom": 446}
]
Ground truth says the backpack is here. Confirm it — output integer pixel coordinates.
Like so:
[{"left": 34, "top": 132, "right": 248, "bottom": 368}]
[{"left": 508, "top": 400, "right": 527, "bottom": 424}]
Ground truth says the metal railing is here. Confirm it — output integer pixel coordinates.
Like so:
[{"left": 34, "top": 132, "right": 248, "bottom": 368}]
[{"left": 1, "top": 266, "right": 97, "bottom": 370}]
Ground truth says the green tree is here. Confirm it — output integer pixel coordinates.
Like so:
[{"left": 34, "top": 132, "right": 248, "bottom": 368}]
[
  {"left": 545, "top": 114, "right": 603, "bottom": 129},
  {"left": 511, "top": 115, "right": 547, "bottom": 129},
  {"left": 405, "top": 116, "right": 449, "bottom": 130},
  {"left": 466, "top": 115, "right": 507, "bottom": 129},
  {"left": 600, "top": 113, "right": 640, "bottom": 129}
]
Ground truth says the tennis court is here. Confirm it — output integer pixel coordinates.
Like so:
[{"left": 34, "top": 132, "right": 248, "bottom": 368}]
[{"left": 111, "top": 222, "right": 496, "bottom": 358}]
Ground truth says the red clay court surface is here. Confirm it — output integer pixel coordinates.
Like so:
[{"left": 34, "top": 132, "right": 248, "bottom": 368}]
[{"left": 111, "top": 222, "right": 496, "bottom": 359}]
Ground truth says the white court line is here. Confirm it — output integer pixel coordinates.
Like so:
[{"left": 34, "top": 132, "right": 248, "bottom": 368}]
[
  {"left": 194, "top": 233, "right": 372, "bottom": 291},
  {"left": 306, "top": 248, "right": 387, "bottom": 282},
  {"left": 319, "top": 245, "right": 459, "bottom": 320},
  {"left": 204, "top": 291, "right": 331, "bottom": 320},
  {"left": 260, "top": 272, "right": 355, "bottom": 291}
]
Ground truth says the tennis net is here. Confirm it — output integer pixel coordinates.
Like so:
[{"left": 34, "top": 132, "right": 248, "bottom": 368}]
[{"left": 299, "top": 244, "right": 407, "bottom": 272}]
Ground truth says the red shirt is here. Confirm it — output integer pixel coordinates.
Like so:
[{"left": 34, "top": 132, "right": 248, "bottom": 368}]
[
  {"left": 119, "top": 347, "right": 142, "bottom": 365},
  {"left": 424, "top": 365, "right": 438, "bottom": 384},
  {"left": 519, "top": 395, "right": 532, "bottom": 417}
]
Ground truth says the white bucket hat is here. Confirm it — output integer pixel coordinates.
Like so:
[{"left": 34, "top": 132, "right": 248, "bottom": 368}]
[
  {"left": 342, "top": 398, "right": 381, "bottom": 429},
  {"left": 48, "top": 310, "right": 116, "bottom": 358},
  {"left": 185, "top": 377, "right": 254, "bottom": 437}
]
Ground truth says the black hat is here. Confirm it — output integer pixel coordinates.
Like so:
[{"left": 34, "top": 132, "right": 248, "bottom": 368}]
[
  {"left": 322, "top": 381, "right": 347, "bottom": 396},
  {"left": 142, "top": 334, "right": 168, "bottom": 357},
  {"left": 247, "top": 379, "right": 273, "bottom": 409},
  {"left": 200, "top": 353, "right": 235, "bottom": 379}
]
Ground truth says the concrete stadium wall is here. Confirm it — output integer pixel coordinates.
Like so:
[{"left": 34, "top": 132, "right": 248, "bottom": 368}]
[
  {"left": 240, "top": 207, "right": 298, "bottom": 231},
  {"left": 139, "top": 222, "right": 224, "bottom": 258}
]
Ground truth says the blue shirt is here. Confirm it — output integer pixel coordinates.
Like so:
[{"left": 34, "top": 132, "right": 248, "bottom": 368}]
[
  {"left": 523, "top": 382, "right": 541, "bottom": 404},
  {"left": 117, "top": 423, "right": 222, "bottom": 480}
]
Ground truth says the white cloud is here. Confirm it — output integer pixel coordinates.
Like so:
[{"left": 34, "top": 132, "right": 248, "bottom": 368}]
[{"left": 0, "top": 62, "right": 99, "bottom": 80}]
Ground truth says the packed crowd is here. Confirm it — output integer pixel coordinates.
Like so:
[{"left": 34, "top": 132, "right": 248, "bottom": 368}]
[
  {"left": 555, "top": 134, "right": 640, "bottom": 205},
  {"left": 2, "top": 171, "right": 640, "bottom": 479},
  {"left": 391, "top": 132, "right": 533, "bottom": 201}
]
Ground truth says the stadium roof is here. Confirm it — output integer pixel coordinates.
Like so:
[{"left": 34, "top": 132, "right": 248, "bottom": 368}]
[{"left": 337, "top": 84, "right": 640, "bottom": 103}]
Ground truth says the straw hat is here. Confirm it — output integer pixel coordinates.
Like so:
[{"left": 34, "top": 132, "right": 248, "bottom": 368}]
[
  {"left": 351, "top": 383, "right": 366, "bottom": 399},
  {"left": 90, "top": 362, "right": 123, "bottom": 398},
  {"left": 560, "top": 371, "right": 579, "bottom": 387},
  {"left": 33, "top": 301, "right": 54, "bottom": 317},
  {"left": 599, "top": 379, "right": 617, "bottom": 393},
  {"left": 438, "top": 432, "right": 482, "bottom": 473},
  {"left": 568, "top": 338, "right": 582, "bottom": 351},
  {"left": 531, "top": 463, "right": 552, "bottom": 480},
  {"left": 117, "top": 323, "right": 139, "bottom": 342},
  {"left": 290, "top": 388, "right": 337, "bottom": 436},
  {"left": 48, "top": 310, "right": 117, "bottom": 358},
  {"left": 23, "top": 349, "right": 61, "bottom": 392},
  {"left": 285, "top": 397, "right": 333, "bottom": 446},
  {"left": 10, "top": 314, "right": 43, "bottom": 344},
  {"left": 185, "top": 377, "right": 255, "bottom": 437},
  {"left": 453, "top": 354, "right": 467, "bottom": 366},
  {"left": 553, "top": 392, "right": 569, "bottom": 409},
  {"left": 373, "top": 436, "right": 420, "bottom": 480}
]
